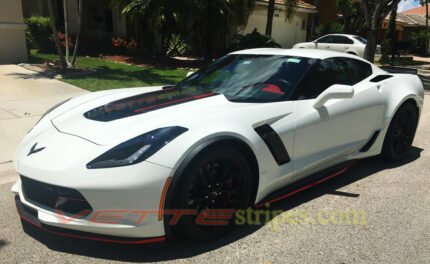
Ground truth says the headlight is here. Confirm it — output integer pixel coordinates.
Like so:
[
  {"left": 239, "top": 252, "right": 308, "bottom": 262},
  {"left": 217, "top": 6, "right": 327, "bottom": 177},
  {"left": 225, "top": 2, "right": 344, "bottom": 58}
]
[{"left": 86, "top": 126, "right": 188, "bottom": 169}]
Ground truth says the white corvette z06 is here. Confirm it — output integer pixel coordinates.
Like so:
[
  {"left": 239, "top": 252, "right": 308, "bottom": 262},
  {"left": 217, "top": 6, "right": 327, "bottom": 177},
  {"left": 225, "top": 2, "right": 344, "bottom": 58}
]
[{"left": 12, "top": 49, "right": 424, "bottom": 243}]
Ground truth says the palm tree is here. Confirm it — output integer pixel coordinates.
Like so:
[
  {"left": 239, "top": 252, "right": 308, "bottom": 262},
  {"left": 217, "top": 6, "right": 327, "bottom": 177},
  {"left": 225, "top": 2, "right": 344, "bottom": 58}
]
[
  {"left": 47, "top": 0, "right": 83, "bottom": 69},
  {"left": 115, "top": 0, "right": 255, "bottom": 60},
  {"left": 47, "top": 0, "right": 67, "bottom": 69},
  {"left": 421, "top": 0, "right": 429, "bottom": 54},
  {"left": 71, "top": 0, "right": 82, "bottom": 66},
  {"left": 265, "top": 0, "right": 297, "bottom": 37},
  {"left": 189, "top": 0, "right": 255, "bottom": 60}
]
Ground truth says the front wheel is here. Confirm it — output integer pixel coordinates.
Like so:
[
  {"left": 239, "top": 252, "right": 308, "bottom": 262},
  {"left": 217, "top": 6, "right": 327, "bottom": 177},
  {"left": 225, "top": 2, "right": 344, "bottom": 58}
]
[
  {"left": 381, "top": 102, "right": 419, "bottom": 161},
  {"left": 171, "top": 146, "right": 253, "bottom": 241}
]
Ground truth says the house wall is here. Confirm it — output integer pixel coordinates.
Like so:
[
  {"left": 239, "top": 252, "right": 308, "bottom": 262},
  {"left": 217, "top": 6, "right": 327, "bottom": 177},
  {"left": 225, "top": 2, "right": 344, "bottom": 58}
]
[
  {"left": 243, "top": 5, "right": 309, "bottom": 48},
  {"left": 0, "top": 0, "right": 27, "bottom": 63}
]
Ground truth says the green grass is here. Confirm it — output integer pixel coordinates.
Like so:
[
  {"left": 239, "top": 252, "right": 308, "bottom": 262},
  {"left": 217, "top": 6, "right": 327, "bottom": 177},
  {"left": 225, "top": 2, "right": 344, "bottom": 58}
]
[{"left": 29, "top": 50, "right": 188, "bottom": 92}]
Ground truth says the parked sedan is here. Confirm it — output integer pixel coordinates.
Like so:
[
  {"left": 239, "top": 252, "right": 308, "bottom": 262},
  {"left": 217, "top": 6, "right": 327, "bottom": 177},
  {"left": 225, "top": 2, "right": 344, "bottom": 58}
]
[{"left": 293, "top": 34, "right": 379, "bottom": 58}]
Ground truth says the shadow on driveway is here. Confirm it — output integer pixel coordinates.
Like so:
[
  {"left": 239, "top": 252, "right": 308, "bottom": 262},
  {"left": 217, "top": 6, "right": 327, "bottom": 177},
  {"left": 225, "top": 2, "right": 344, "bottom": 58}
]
[
  {"left": 0, "top": 239, "right": 9, "bottom": 251},
  {"left": 19, "top": 147, "right": 423, "bottom": 262}
]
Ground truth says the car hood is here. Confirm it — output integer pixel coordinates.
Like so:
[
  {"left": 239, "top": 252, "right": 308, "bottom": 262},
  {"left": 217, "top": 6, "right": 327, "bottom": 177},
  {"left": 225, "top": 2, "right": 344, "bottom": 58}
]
[{"left": 51, "top": 86, "right": 254, "bottom": 145}]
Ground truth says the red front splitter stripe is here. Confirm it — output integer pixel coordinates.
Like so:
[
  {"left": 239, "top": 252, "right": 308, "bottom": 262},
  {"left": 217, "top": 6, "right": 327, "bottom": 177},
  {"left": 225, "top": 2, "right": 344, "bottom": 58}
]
[{"left": 15, "top": 197, "right": 166, "bottom": 245}]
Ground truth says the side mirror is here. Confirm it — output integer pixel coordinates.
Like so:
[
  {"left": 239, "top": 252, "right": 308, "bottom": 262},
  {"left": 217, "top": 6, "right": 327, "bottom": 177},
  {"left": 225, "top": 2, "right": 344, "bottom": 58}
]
[
  {"left": 186, "top": 71, "right": 195, "bottom": 77},
  {"left": 313, "top": 84, "right": 354, "bottom": 109}
]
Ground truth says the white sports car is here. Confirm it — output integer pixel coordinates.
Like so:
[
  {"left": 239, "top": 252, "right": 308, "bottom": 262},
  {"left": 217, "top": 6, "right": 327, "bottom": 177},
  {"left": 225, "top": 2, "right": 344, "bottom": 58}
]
[{"left": 12, "top": 49, "right": 424, "bottom": 243}]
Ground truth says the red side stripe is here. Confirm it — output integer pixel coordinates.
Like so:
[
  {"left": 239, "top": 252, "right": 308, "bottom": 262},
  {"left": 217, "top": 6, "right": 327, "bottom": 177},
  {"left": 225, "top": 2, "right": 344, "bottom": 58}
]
[{"left": 255, "top": 161, "right": 356, "bottom": 208}]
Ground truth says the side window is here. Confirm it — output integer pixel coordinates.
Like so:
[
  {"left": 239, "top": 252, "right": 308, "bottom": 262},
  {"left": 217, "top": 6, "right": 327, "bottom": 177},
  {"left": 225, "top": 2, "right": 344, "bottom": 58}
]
[
  {"left": 317, "top": 36, "right": 332, "bottom": 43},
  {"left": 347, "top": 59, "right": 373, "bottom": 83},
  {"left": 332, "top": 59, "right": 355, "bottom": 85},
  {"left": 334, "top": 36, "right": 353, "bottom": 44},
  {"left": 295, "top": 59, "right": 339, "bottom": 99},
  {"left": 294, "top": 58, "right": 372, "bottom": 100}
]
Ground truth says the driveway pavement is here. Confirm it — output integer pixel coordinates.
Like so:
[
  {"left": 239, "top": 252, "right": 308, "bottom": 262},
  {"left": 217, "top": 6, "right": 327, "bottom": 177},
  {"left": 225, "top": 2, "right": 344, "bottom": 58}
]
[
  {"left": 0, "top": 65, "right": 86, "bottom": 184},
  {"left": 0, "top": 68, "right": 428, "bottom": 263}
]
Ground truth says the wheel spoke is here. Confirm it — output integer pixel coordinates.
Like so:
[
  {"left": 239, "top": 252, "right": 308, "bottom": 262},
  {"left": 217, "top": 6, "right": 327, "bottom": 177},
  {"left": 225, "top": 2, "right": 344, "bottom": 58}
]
[{"left": 186, "top": 157, "right": 246, "bottom": 213}]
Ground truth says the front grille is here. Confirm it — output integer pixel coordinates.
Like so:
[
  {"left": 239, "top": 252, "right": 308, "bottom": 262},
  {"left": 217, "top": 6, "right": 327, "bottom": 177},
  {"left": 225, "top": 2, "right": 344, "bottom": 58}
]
[{"left": 20, "top": 176, "right": 92, "bottom": 216}]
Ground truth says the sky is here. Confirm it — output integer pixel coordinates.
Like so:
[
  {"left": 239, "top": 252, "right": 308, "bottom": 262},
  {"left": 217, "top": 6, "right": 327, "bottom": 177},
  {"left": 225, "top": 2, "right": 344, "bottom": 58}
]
[{"left": 397, "top": 0, "right": 421, "bottom": 12}]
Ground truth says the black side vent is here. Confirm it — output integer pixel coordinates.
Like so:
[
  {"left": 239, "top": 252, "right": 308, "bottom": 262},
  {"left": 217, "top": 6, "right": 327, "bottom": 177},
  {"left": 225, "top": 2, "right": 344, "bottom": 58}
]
[
  {"left": 255, "top": 124, "right": 291, "bottom": 165},
  {"left": 370, "top": 75, "right": 393, "bottom": 83},
  {"left": 360, "top": 131, "right": 380, "bottom": 152}
]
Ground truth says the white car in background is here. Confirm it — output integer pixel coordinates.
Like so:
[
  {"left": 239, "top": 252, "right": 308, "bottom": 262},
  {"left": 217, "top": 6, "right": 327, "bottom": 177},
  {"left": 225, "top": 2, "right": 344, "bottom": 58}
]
[{"left": 293, "top": 34, "right": 379, "bottom": 58}]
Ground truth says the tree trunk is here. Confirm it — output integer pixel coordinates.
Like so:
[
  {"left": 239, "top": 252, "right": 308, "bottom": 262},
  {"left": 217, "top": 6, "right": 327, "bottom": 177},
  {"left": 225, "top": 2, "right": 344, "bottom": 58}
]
[
  {"left": 204, "top": 0, "right": 214, "bottom": 61},
  {"left": 265, "top": 0, "right": 275, "bottom": 36},
  {"left": 47, "top": 0, "right": 67, "bottom": 69},
  {"left": 390, "top": 5, "right": 398, "bottom": 64},
  {"left": 364, "top": 29, "right": 378, "bottom": 63},
  {"left": 426, "top": 1, "right": 429, "bottom": 55},
  {"left": 63, "top": 0, "right": 70, "bottom": 64},
  {"left": 71, "top": 0, "right": 82, "bottom": 66}
]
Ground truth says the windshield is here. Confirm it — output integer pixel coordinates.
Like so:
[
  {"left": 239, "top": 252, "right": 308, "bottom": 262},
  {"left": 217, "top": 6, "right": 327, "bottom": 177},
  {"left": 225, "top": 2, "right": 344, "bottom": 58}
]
[
  {"left": 177, "top": 55, "right": 317, "bottom": 102},
  {"left": 353, "top": 36, "right": 367, "bottom": 44}
]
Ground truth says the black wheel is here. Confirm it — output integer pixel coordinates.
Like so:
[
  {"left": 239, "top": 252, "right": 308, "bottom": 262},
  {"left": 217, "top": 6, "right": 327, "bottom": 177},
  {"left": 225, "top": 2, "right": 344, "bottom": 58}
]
[
  {"left": 381, "top": 102, "right": 418, "bottom": 161},
  {"left": 171, "top": 146, "right": 253, "bottom": 241}
]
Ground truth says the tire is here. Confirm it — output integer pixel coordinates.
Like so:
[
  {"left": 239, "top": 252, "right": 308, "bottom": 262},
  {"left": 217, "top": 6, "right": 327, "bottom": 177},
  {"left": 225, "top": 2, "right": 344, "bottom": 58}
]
[
  {"left": 171, "top": 146, "right": 253, "bottom": 241},
  {"left": 381, "top": 102, "right": 419, "bottom": 161}
]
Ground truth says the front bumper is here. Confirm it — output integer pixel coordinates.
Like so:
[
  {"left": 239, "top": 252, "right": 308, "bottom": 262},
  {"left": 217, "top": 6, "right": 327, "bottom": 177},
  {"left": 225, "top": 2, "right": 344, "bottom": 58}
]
[
  {"left": 12, "top": 124, "right": 175, "bottom": 240},
  {"left": 15, "top": 195, "right": 166, "bottom": 244},
  {"left": 12, "top": 158, "right": 173, "bottom": 240}
]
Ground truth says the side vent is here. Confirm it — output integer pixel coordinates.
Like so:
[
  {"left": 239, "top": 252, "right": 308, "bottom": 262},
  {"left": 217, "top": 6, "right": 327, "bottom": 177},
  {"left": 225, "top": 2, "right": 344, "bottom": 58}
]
[
  {"left": 255, "top": 124, "right": 291, "bottom": 165},
  {"left": 360, "top": 131, "right": 380, "bottom": 152},
  {"left": 370, "top": 75, "right": 393, "bottom": 83}
]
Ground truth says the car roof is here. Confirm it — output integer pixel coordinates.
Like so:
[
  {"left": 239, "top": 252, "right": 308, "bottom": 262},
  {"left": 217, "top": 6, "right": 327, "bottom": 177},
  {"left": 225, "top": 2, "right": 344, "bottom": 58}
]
[
  {"left": 229, "top": 48, "right": 370, "bottom": 61},
  {"left": 322, "top": 34, "right": 359, "bottom": 38}
]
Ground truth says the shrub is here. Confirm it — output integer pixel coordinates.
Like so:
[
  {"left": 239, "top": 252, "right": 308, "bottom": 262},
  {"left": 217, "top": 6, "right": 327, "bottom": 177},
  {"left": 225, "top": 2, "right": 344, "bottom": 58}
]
[
  {"left": 25, "top": 16, "right": 52, "bottom": 52},
  {"left": 165, "top": 34, "right": 189, "bottom": 57},
  {"left": 229, "top": 29, "right": 281, "bottom": 51},
  {"left": 314, "top": 23, "right": 344, "bottom": 39},
  {"left": 409, "top": 31, "right": 429, "bottom": 55},
  {"left": 50, "top": 31, "right": 74, "bottom": 49},
  {"left": 112, "top": 37, "right": 139, "bottom": 55}
]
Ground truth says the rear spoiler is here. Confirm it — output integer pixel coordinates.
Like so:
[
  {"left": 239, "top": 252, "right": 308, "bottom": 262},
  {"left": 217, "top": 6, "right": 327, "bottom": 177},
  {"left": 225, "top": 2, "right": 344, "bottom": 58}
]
[{"left": 380, "top": 66, "right": 417, "bottom": 75}]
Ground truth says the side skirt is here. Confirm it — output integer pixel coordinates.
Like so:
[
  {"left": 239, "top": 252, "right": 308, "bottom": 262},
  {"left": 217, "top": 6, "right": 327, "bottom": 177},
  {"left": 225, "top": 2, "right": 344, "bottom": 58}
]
[{"left": 255, "top": 160, "right": 357, "bottom": 208}]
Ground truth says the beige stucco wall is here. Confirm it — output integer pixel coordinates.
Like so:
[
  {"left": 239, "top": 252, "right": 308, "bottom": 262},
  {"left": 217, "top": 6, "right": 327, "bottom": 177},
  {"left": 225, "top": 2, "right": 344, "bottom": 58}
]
[
  {"left": 243, "top": 5, "right": 310, "bottom": 48},
  {"left": 0, "top": 0, "right": 27, "bottom": 63}
]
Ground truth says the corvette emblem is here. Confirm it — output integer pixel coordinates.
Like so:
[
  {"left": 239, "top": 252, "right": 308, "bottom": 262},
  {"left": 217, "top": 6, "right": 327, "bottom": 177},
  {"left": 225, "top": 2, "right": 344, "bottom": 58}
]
[{"left": 27, "top": 143, "right": 45, "bottom": 156}]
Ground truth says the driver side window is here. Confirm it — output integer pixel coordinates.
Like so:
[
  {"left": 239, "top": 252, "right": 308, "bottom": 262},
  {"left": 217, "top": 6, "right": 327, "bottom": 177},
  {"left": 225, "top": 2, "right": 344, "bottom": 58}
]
[
  {"left": 317, "top": 36, "right": 332, "bottom": 43},
  {"left": 294, "top": 57, "right": 370, "bottom": 100},
  {"left": 294, "top": 59, "right": 339, "bottom": 100}
]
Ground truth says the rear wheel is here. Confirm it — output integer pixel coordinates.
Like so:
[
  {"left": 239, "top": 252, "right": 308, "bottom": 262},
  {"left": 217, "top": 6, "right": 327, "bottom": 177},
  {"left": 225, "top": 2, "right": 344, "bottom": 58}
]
[
  {"left": 381, "top": 102, "right": 419, "bottom": 161},
  {"left": 171, "top": 146, "right": 253, "bottom": 241}
]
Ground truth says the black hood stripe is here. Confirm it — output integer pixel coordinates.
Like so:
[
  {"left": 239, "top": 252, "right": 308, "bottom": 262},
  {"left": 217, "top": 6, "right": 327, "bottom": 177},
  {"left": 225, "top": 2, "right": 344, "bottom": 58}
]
[{"left": 84, "top": 88, "right": 217, "bottom": 122}]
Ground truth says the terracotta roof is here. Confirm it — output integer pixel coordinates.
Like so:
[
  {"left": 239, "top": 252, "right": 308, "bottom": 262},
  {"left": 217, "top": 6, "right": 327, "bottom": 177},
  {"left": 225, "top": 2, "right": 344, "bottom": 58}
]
[
  {"left": 386, "top": 13, "right": 429, "bottom": 27},
  {"left": 401, "top": 5, "right": 430, "bottom": 15},
  {"left": 259, "top": 0, "right": 317, "bottom": 10}
]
